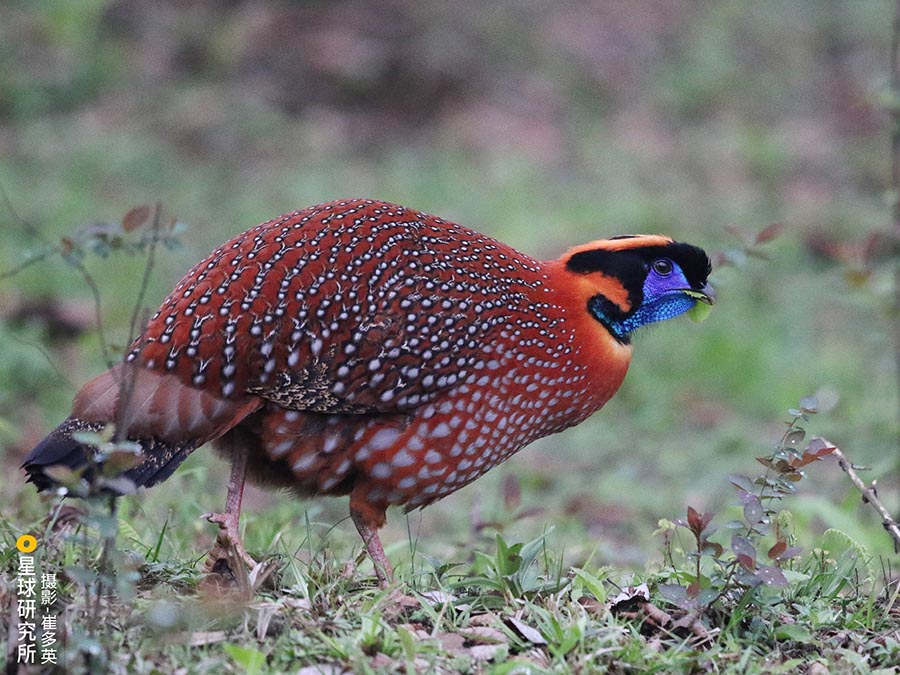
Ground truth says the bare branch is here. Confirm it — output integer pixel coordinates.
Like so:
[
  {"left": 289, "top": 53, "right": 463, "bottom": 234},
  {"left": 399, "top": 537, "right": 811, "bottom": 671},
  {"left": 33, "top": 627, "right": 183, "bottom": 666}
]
[{"left": 831, "top": 445, "right": 900, "bottom": 552}]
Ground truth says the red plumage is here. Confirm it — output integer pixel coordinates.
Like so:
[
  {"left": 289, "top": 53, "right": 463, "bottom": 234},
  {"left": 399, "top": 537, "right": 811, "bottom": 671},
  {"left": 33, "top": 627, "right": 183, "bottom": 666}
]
[{"left": 24, "top": 198, "right": 713, "bottom": 584}]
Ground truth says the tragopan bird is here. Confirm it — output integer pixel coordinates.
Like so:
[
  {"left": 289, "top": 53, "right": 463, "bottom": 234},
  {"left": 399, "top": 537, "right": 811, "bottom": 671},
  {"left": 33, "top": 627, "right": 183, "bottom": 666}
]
[{"left": 23, "top": 198, "right": 714, "bottom": 584}]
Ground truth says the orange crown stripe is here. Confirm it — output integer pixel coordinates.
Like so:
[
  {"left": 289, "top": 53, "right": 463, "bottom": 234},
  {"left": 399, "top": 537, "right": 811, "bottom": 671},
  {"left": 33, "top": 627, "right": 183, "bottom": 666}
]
[{"left": 562, "top": 235, "right": 674, "bottom": 258}]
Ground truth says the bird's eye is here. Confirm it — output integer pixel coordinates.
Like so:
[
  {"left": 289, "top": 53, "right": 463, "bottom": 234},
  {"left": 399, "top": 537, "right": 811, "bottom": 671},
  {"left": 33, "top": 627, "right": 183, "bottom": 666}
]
[{"left": 652, "top": 259, "right": 673, "bottom": 275}]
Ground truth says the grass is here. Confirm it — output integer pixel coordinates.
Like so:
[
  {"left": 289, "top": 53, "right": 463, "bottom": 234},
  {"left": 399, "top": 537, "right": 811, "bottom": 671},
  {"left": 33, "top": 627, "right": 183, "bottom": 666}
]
[
  {"left": 2, "top": 495, "right": 898, "bottom": 674},
  {"left": 3, "top": 0, "right": 900, "bottom": 672},
  {"left": 3, "top": 345, "right": 899, "bottom": 672}
]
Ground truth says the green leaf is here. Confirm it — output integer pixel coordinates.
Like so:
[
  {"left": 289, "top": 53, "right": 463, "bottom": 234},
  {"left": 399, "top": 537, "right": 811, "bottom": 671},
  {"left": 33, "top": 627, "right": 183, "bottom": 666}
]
[
  {"left": 775, "top": 623, "right": 814, "bottom": 643},
  {"left": 116, "top": 518, "right": 143, "bottom": 547},
  {"left": 396, "top": 624, "right": 417, "bottom": 663},
  {"left": 798, "top": 396, "right": 818, "bottom": 414},
  {"left": 782, "top": 428, "right": 805, "bottom": 450},
  {"left": 754, "top": 565, "right": 788, "bottom": 587},
  {"left": 731, "top": 535, "right": 757, "bottom": 569},
  {"left": 821, "top": 528, "right": 868, "bottom": 562},
  {"left": 571, "top": 567, "right": 609, "bottom": 602},
  {"left": 223, "top": 644, "right": 266, "bottom": 675},
  {"left": 781, "top": 569, "right": 811, "bottom": 584},
  {"left": 687, "top": 299, "right": 713, "bottom": 322}
]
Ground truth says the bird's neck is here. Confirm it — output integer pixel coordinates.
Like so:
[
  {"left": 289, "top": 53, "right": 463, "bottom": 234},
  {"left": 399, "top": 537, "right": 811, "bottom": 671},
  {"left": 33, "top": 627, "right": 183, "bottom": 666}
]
[{"left": 515, "top": 261, "right": 633, "bottom": 432}]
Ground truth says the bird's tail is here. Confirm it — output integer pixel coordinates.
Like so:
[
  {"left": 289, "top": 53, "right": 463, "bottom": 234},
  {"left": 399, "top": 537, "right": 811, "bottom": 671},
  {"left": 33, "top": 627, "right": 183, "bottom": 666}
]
[
  {"left": 22, "top": 417, "right": 198, "bottom": 493},
  {"left": 23, "top": 364, "right": 262, "bottom": 494}
]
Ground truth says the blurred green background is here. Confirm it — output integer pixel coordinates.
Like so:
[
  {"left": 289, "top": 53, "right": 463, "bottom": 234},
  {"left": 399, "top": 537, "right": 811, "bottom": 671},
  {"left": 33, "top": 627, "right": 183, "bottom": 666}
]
[{"left": 2, "top": 0, "right": 898, "bottom": 568}]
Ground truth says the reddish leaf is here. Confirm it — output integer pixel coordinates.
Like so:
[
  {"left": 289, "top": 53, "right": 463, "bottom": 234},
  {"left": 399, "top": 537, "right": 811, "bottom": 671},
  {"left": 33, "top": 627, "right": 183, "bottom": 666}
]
[
  {"left": 687, "top": 581, "right": 701, "bottom": 598},
  {"left": 686, "top": 506, "right": 714, "bottom": 536},
  {"left": 701, "top": 541, "right": 725, "bottom": 557},
  {"left": 791, "top": 455, "right": 817, "bottom": 469},
  {"left": 122, "top": 204, "right": 154, "bottom": 232},
  {"left": 756, "top": 456, "right": 776, "bottom": 470},
  {"left": 755, "top": 222, "right": 785, "bottom": 245},
  {"left": 730, "top": 474, "right": 755, "bottom": 494},
  {"left": 767, "top": 540, "right": 786, "bottom": 560},
  {"left": 789, "top": 438, "right": 834, "bottom": 469},
  {"left": 736, "top": 554, "right": 755, "bottom": 570},
  {"left": 775, "top": 459, "right": 796, "bottom": 474},
  {"left": 724, "top": 223, "right": 752, "bottom": 245},
  {"left": 687, "top": 506, "right": 703, "bottom": 534},
  {"left": 803, "top": 437, "right": 836, "bottom": 461},
  {"left": 798, "top": 396, "right": 818, "bottom": 414},
  {"left": 732, "top": 536, "right": 756, "bottom": 570}
]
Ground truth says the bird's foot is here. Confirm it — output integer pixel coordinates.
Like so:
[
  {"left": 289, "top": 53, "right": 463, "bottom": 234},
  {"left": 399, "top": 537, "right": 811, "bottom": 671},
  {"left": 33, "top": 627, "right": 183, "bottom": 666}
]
[
  {"left": 368, "top": 541, "right": 394, "bottom": 588},
  {"left": 203, "top": 511, "right": 257, "bottom": 572},
  {"left": 349, "top": 503, "right": 394, "bottom": 588}
]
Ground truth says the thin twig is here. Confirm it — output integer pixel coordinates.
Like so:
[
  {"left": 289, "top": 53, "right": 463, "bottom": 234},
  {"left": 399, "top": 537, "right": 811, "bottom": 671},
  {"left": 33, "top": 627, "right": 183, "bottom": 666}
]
[
  {"left": 0, "top": 248, "right": 56, "bottom": 280},
  {"left": 127, "top": 202, "right": 163, "bottom": 346},
  {"left": 0, "top": 180, "right": 49, "bottom": 244},
  {"left": 7, "top": 330, "right": 76, "bottom": 392},
  {"left": 892, "top": 0, "right": 900, "bottom": 192},
  {"left": 0, "top": 178, "right": 114, "bottom": 367},
  {"left": 890, "top": 0, "right": 900, "bottom": 508},
  {"left": 60, "top": 249, "right": 113, "bottom": 368},
  {"left": 114, "top": 202, "right": 164, "bottom": 441},
  {"left": 831, "top": 445, "right": 900, "bottom": 552}
]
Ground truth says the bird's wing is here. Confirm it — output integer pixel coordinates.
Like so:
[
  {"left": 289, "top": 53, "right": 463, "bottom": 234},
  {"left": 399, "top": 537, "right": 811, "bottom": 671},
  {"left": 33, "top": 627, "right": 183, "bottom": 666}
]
[
  {"left": 246, "top": 274, "right": 520, "bottom": 414},
  {"left": 128, "top": 199, "right": 546, "bottom": 417}
]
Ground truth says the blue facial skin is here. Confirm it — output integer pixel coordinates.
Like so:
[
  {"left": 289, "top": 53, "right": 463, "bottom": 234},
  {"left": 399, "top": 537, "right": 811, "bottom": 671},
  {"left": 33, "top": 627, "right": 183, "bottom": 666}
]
[{"left": 589, "top": 260, "right": 699, "bottom": 341}]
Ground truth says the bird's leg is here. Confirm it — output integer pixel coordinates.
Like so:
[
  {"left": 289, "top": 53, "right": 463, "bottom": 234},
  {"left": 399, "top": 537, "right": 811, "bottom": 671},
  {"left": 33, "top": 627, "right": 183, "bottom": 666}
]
[
  {"left": 350, "top": 503, "right": 393, "bottom": 587},
  {"left": 204, "top": 444, "right": 256, "bottom": 571}
]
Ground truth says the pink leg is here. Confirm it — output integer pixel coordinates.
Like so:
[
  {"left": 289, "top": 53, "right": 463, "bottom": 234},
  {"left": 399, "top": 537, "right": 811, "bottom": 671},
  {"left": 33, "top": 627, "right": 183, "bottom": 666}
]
[
  {"left": 205, "top": 445, "right": 256, "bottom": 570},
  {"left": 350, "top": 505, "right": 393, "bottom": 587}
]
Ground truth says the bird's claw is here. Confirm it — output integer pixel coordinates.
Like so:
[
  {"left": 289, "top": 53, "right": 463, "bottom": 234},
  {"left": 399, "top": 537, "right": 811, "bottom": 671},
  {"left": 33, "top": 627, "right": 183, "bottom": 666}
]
[{"left": 203, "top": 511, "right": 257, "bottom": 571}]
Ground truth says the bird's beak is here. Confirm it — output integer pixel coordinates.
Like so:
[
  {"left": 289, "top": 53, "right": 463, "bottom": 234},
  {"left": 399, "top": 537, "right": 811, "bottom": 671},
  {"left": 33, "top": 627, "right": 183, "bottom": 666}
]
[{"left": 684, "top": 282, "right": 716, "bottom": 305}]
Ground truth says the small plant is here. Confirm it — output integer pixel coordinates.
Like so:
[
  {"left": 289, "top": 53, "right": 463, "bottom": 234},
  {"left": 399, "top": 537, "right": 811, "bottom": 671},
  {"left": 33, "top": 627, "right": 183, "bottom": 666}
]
[
  {"left": 457, "top": 531, "right": 568, "bottom": 606},
  {"left": 5, "top": 203, "right": 186, "bottom": 674},
  {"left": 640, "top": 396, "right": 900, "bottom": 667},
  {"left": 657, "top": 397, "right": 838, "bottom": 613},
  {"left": 3, "top": 201, "right": 183, "bottom": 365}
]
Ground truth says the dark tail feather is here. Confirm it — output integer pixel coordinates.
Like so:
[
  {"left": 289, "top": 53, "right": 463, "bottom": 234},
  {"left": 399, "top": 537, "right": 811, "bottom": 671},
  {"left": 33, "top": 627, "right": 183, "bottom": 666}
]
[
  {"left": 22, "top": 417, "right": 197, "bottom": 493},
  {"left": 22, "top": 418, "right": 102, "bottom": 491},
  {"left": 120, "top": 437, "right": 197, "bottom": 488}
]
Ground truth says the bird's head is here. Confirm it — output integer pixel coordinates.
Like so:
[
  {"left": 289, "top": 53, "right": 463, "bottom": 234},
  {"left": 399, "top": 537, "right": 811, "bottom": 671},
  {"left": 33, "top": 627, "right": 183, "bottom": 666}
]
[{"left": 559, "top": 234, "right": 714, "bottom": 343}]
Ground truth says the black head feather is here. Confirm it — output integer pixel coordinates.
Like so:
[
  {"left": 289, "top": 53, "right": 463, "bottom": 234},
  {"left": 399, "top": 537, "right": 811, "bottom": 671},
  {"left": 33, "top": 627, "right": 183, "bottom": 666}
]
[{"left": 566, "top": 240, "right": 712, "bottom": 295}]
